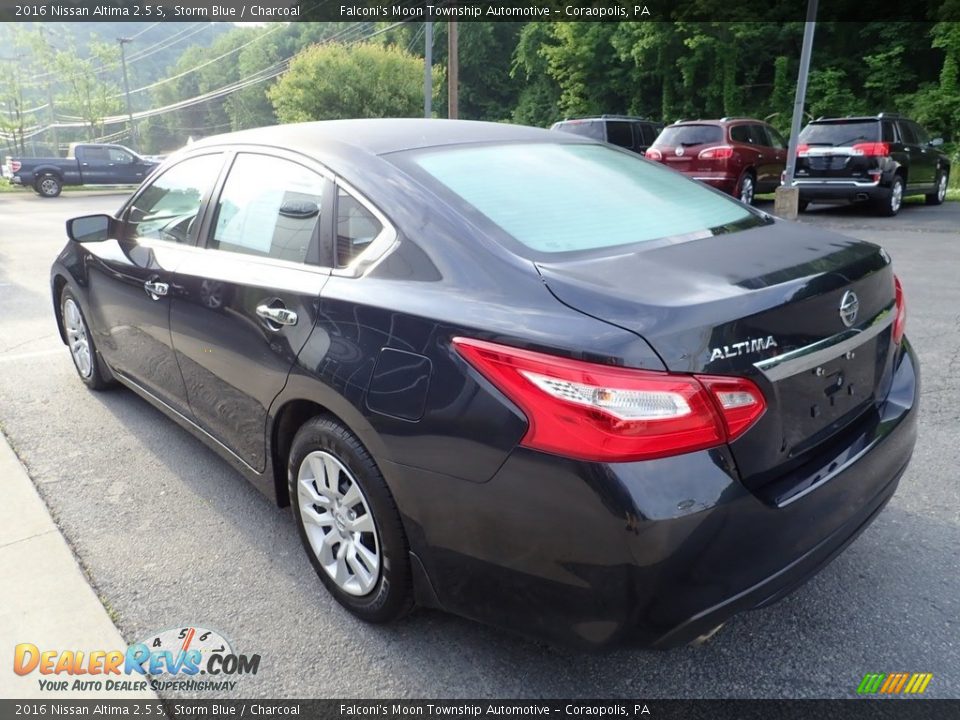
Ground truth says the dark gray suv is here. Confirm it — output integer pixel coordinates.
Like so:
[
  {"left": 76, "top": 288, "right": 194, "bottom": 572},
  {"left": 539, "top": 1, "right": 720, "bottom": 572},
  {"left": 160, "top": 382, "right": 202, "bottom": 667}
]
[
  {"left": 794, "top": 113, "right": 951, "bottom": 216},
  {"left": 551, "top": 115, "right": 664, "bottom": 156}
]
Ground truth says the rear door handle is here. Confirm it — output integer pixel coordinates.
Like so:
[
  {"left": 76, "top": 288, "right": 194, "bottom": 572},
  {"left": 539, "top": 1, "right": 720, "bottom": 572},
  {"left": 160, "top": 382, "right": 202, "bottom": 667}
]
[
  {"left": 144, "top": 280, "right": 168, "bottom": 300},
  {"left": 256, "top": 304, "right": 298, "bottom": 328}
]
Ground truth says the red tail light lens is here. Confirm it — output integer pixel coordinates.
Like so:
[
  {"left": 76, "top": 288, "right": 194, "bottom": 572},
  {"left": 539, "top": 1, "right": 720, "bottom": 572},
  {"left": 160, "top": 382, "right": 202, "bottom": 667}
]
[
  {"left": 698, "top": 146, "right": 734, "bottom": 160},
  {"left": 796, "top": 144, "right": 811, "bottom": 157},
  {"left": 10, "top": 161, "right": 21, "bottom": 172},
  {"left": 645, "top": 148, "right": 663, "bottom": 161},
  {"left": 452, "top": 338, "right": 766, "bottom": 463},
  {"left": 852, "top": 142, "right": 890, "bottom": 157},
  {"left": 892, "top": 275, "right": 906, "bottom": 345}
]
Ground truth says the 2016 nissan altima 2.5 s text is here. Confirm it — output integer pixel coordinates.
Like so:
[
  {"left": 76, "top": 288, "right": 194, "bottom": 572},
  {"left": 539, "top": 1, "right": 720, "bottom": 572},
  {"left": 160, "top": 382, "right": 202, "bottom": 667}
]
[{"left": 51, "top": 119, "right": 918, "bottom": 650}]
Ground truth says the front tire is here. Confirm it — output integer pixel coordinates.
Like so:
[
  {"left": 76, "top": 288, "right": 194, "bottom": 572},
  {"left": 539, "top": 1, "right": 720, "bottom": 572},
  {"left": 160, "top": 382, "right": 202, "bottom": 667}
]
[
  {"left": 876, "top": 175, "right": 904, "bottom": 217},
  {"left": 926, "top": 171, "right": 948, "bottom": 206},
  {"left": 289, "top": 416, "right": 413, "bottom": 623},
  {"left": 60, "top": 288, "right": 114, "bottom": 390},
  {"left": 35, "top": 173, "right": 62, "bottom": 198}
]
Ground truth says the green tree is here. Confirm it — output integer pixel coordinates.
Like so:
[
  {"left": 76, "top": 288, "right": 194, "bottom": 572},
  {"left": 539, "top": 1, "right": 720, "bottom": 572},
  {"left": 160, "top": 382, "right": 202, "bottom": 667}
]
[
  {"left": 269, "top": 42, "right": 440, "bottom": 122},
  {"left": 54, "top": 39, "right": 123, "bottom": 141}
]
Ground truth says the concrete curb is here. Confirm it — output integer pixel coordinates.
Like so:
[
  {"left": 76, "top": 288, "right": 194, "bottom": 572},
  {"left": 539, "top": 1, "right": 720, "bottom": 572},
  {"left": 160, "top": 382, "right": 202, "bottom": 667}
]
[{"left": 0, "top": 431, "right": 157, "bottom": 700}]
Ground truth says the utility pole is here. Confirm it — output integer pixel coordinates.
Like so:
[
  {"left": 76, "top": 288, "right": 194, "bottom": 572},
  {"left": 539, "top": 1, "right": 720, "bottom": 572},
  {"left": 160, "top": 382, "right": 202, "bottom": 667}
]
[
  {"left": 775, "top": 0, "right": 817, "bottom": 219},
  {"left": 117, "top": 37, "right": 136, "bottom": 151},
  {"left": 447, "top": 21, "right": 458, "bottom": 119},
  {"left": 424, "top": 21, "right": 433, "bottom": 118},
  {"left": 39, "top": 27, "right": 59, "bottom": 156}
]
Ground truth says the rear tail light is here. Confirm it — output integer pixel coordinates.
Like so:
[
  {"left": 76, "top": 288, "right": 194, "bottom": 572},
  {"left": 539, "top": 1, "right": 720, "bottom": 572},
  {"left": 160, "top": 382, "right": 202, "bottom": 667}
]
[
  {"left": 796, "top": 144, "right": 811, "bottom": 157},
  {"left": 852, "top": 142, "right": 890, "bottom": 157},
  {"left": 645, "top": 148, "right": 663, "bottom": 161},
  {"left": 698, "top": 146, "right": 734, "bottom": 160},
  {"left": 452, "top": 338, "right": 766, "bottom": 463},
  {"left": 892, "top": 275, "right": 906, "bottom": 345},
  {"left": 10, "top": 160, "right": 21, "bottom": 172}
]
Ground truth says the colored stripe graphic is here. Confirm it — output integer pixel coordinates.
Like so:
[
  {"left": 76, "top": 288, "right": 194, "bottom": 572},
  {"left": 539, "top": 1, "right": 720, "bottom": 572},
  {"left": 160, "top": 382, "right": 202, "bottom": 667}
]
[{"left": 858, "top": 673, "right": 933, "bottom": 695}]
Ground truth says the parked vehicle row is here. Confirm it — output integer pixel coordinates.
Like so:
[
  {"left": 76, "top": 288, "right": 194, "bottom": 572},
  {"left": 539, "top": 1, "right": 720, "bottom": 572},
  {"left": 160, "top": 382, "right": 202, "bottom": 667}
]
[{"left": 552, "top": 112, "right": 951, "bottom": 216}]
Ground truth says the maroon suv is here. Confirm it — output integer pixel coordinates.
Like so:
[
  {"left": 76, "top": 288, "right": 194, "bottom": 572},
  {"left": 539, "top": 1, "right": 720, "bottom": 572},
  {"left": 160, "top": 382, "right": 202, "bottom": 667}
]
[{"left": 646, "top": 118, "right": 787, "bottom": 204}]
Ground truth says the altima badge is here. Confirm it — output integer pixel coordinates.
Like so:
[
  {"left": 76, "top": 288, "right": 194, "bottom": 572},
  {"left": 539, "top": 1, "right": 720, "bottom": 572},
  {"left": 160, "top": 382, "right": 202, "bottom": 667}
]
[
  {"left": 839, "top": 290, "right": 859, "bottom": 327},
  {"left": 710, "top": 336, "right": 778, "bottom": 362}
]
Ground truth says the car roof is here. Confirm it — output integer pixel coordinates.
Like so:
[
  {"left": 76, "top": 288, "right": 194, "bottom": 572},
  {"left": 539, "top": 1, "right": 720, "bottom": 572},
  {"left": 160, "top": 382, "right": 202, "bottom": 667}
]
[
  {"left": 190, "top": 119, "right": 578, "bottom": 158},
  {"left": 669, "top": 118, "right": 766, "bottom": 126}
]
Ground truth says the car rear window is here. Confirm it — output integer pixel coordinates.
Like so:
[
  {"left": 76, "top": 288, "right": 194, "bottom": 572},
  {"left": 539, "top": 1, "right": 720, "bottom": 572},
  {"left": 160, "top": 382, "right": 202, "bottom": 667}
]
[
  {"left": 654, "top": 125, "right": 723, "bottom": 146},
  {"left": 400, "top": 142, "right": 757, "bottom": 254},
  {"left": 799, "top": 121, "right": 880, "bottom": 146},
  {"left": 552, "top": 121, "right": 605, "bottom": 141}
]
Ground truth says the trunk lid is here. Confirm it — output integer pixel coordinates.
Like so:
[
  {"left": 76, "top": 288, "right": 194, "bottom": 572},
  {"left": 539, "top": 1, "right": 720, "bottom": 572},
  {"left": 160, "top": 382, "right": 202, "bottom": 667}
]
[{"left": 537, "top": 220, "right": 897, "bottom": 489}]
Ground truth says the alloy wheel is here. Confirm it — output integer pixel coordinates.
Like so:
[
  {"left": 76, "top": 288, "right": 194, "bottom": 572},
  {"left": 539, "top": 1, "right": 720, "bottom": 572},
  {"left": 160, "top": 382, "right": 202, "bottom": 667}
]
[
  {"left": 891, "top": 180, "right": 903, "bottom": 213},
  {"left": 296, "top": 450, "right": 380, "bottom": 597},
  {"left": 740, "top": 176, "right": 754, "bottom": 205},
  {"left": 63, "top": 298, "right": 93, "bottom": 379},
  {"left": 938, "top": 174, "right": 947, "bottom": 203},
  {"left": 40, "top": 178, "right": 59, "bottom": 196}
]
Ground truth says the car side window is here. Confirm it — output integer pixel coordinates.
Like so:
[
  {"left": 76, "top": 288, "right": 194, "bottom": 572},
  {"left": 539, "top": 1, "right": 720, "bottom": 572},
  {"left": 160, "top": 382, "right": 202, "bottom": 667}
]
[
  {"left": 125, "top": 153, "right": 224, "bottom": 244},
  {"left": 730, "top": 125, "right": 752, "bottom": 143},
  {"left": 336, "top": 188, "right": 383, "bottom": 268},
  {"left": 898, "top": 121, "right": 918, "bottom": 145},
  {"left": 747, "top": 124, "right": 769, "bottom": 146},
  {"left": 208, "top": 154, "right": 325, "bottom": 265},
  {"left": 910, "top": 122, "right": 929, "bottom": 145},
  {"left": 765, "top": 126, "right": 787, "bottom": 149},
  {"left": 881, "top": 121, "right": 897, "bottom": 143},
  {"left": 83, "top": 147, "right": 111, "bottom": 164},
  {"left": 606, "top": 122, "right": 634, "bottom": 149},
  {"left": 108, "top": 148, "right": 133, "bottom": 164}
]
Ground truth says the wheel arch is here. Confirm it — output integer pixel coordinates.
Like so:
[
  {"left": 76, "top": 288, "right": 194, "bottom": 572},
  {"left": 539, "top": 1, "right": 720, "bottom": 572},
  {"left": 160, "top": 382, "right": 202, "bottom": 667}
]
[
  {"left": 268, "top": 394, "right": 388, "bottom": 509},
  {"left": 52, "top": 274, "right": 69, "bottom": 344}
]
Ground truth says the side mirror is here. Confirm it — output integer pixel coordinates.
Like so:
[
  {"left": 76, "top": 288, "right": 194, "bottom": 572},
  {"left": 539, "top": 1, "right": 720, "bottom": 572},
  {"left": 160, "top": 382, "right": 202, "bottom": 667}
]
[
  {"left": 66, "top": 214, "right": 114, "bottom": 243},
  {"left": 930, "top": 137, "right": 944, "bottom": 147}
]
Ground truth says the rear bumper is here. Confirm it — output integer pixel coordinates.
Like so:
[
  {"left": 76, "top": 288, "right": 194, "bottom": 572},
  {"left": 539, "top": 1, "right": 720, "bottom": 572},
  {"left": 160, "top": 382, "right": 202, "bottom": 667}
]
[
  {"left": 384, "top": 341, "right": 919, "bottom": 650},
  {"left": 796, "top": 178, "right": 886, "bottom": 202},
  {"left": 10, "top": 175, "right": 23, "bottom": 185},
  {"left": 688, "top": 172, "right": 739, "bottom": 196}
]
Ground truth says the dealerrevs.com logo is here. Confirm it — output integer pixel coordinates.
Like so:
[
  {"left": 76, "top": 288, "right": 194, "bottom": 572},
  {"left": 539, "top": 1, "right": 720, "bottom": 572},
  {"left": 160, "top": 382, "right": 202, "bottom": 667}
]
[{"left": 14, "top": 626, "right": 260, "bottom": 693}]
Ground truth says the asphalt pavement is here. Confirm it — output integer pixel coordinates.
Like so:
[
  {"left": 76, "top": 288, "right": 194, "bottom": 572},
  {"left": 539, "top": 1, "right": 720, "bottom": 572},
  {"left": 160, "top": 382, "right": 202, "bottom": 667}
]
[{"left": 0, "top": 191, "right": 958, "bottom": 699}]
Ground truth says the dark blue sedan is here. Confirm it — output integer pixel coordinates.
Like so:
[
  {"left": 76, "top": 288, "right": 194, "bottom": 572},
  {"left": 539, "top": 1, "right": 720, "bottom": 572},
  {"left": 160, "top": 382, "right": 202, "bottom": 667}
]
[{"left": 51, "top": 119, "right": 917, "bottom": 649}]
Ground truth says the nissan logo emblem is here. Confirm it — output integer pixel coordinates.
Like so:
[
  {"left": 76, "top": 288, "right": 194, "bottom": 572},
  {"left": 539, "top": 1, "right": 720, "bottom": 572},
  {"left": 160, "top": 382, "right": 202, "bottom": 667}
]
[{"left": 839, "top": 290, "right": 859, "bottom": 328}]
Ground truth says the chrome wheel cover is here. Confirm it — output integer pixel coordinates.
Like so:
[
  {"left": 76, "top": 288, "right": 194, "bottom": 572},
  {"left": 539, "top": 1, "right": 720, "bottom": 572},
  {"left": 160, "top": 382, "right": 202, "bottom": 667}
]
[
  {"left": 740, "top": 176, "right": 754, "bottom": 205},
  {"left": 297, "top": 450, "right": 380, "bottom": 597},
  {"left": 63, "top": 298, "right": 92, "bottom": 379},
  {"left": 891, "top": 181, "right": 903, "bottom": 213}
]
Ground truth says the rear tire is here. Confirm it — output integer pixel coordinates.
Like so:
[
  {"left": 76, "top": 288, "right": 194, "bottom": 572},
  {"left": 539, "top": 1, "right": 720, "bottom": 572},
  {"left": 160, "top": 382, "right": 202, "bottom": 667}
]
[
  {"left": 35, "top": 173, "right": 62, "bottom": 198},
  {"left": 875, "top": 176, "right": 904, "bottom": 217},
  {"left": 798, "top": 200, "right": 809, "bottom": 213},
  {"left": 60, "top": 287, "right": 114, "bottom": 391},
  {"left": 926, "top": 171, "right": 948, "bottom": 206},
  {"left": 289, "top": 416, "right": 414, "bottom": 624},
  {"left": 738, "top": 172, "right": 756, "bottom": 205}
]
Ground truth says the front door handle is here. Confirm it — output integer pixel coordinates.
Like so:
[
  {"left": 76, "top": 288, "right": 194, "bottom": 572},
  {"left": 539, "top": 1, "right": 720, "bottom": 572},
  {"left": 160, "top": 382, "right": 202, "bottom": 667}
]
[
  {"left": 256, "top": 304, "right": 298, "bottom": 328},
  {"left": 144, "top": 280, "right": 169, "bottom": 300}
]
